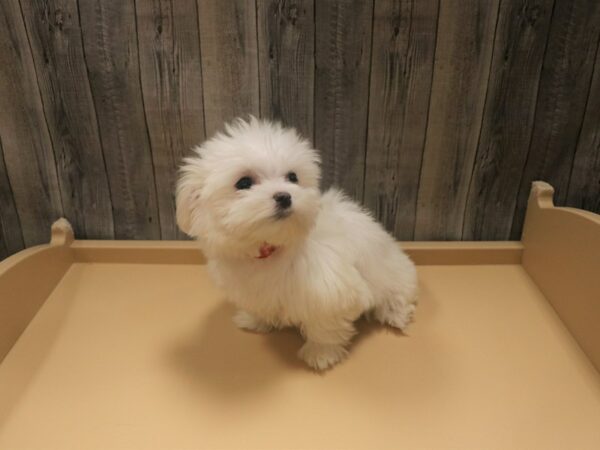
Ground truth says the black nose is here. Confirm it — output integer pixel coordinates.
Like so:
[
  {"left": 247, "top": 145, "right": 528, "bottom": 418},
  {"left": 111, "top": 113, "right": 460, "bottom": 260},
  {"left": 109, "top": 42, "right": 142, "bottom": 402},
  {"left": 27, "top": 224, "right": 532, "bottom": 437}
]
[{"left": 273, "top": 192, "right": 292, "bottom": 210}]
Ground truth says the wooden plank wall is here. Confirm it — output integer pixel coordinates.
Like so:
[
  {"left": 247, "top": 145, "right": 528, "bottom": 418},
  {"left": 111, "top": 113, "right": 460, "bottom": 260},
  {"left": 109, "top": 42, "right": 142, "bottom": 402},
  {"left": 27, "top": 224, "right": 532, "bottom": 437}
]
[{"left": 1, "top": 0, "right": 599, "bottom": 258}]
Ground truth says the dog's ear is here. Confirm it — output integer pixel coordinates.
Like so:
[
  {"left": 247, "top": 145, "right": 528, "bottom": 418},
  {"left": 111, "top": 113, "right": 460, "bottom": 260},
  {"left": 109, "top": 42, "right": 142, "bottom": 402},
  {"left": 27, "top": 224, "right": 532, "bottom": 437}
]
[
  {"left": 175, "top": 158, "right": 202, "bottom": 237},
  {"left": 176, "top": 148, "right": 206, "bottom": 236},
  {"left": 175, "top": 177, "right": 194, "bottom": 235}
]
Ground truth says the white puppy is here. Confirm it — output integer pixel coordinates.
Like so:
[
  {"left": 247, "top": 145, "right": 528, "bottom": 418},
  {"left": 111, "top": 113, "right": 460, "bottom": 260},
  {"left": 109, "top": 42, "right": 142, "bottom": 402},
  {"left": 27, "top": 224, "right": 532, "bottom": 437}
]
[{"left": 176, "top": 117, "right": 418, "bottom": 370}]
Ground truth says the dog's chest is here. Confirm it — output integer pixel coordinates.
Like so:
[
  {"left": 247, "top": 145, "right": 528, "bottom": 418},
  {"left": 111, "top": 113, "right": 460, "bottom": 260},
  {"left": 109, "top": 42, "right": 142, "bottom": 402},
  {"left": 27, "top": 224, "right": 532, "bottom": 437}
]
[{"left": 209, "top": 258, "right": 315, "bottom": 322}]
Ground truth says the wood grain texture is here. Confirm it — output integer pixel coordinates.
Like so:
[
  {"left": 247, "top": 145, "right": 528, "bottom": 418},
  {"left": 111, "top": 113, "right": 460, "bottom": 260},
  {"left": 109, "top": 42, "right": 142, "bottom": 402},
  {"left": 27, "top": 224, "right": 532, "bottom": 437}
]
[
  {"left": 135, "top": 0, "right": 205, "bottom": 240},
  {"left": 20, "top": 0, "right": 114, "bottom": 239},
  {"left": 197, "top": 0, "right": 259, "bottom": 137},
  {"left": 511, "top": 0, "right": 600, "bottom": 239},
  {"left": 567, "top": 43, "right": 600, "bottom": 214},
  {"left": 257, "top": 0, "right": 314, "bottom": 141},
  {"left": 1, "top": 1, "right": 600, "bottom": 256},
  {"left": 0, "top": 0, "right": 63, "bottom": 246},
  {"left": 414, "top": 0, "right": 500, "bottom": 240},
  {"left": 0, "top": 138, "right": 24, "bottom": 260},
  {"left": 462, "top": 0, "right": 555, "bottom": 240},
  {"left": 363, "top": 0, "right": 439, "bottom": 240},
  {"left": 314, "top": 0, "right": 373, "bottom": 199},
  {"left": 79, "top": 0, "right": 160, "bottom": 239}
]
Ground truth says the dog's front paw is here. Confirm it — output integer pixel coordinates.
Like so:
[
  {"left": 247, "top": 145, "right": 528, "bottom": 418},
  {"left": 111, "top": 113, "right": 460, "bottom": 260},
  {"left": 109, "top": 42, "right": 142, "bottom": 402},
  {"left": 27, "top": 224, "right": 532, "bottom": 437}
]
[
  {"left": 232, "top": 310, "right": 272, "bottom": 333},
  {"left": 375, "top": 302, "right": 416, "bottom": 331},
  {"left": 298, "top": 342, "right": 348, "bottom": 371}
]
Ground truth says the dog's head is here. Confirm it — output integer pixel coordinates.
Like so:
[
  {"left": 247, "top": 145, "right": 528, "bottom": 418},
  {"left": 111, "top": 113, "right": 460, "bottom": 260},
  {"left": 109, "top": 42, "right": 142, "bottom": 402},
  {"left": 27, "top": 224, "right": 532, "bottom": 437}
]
[{"left": 176, "top": 117, "right": 321, "bottom": 258}]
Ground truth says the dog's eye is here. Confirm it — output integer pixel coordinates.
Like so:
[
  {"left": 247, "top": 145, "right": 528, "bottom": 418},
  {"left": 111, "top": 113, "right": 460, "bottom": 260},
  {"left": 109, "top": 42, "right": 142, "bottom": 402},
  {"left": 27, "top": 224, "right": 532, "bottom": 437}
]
[
  {"left": 235, "top": 176, "right": 254, "bottom": 190},
  {"left": 286, "top": 172, "right": 298, "bottom": 183}
]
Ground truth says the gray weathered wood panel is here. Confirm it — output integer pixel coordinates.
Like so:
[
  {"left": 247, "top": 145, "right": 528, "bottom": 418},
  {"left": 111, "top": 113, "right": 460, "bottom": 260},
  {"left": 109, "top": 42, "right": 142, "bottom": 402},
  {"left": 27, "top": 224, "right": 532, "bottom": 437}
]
[
  {"left": 197, "top": 0, "right": 259, "bottom": 137},
  {"left": 257, "top": 0, "right": 314, "bottom": 141},
  {"left": 568, "top": 43, "right": 600, "bottom": 214},
  {"left": 20, "top": 0, "right": 114, "bottom": 239},
  {"left": 462, "top": 0, "right": 554, "bottom": 240},
  {"left": 79, "top": 0, "right": 160, "bottom": 239},
  {"left": 1, "top": 0, "right": 600, "bottom": 258},
  {"left": 415, "top": 0, "right": 500, "bottom": 240},
  {"left": 135, "top": 0, "right": 206, "bottom": 240},
  {"left": 510, "top": 0, "right": 600, "bottom": 239},
  {"left": 363, "top": 0, "right": 439, "bottom": 240},
  {"left": 0, "top": 138, "right": 24, "bottom": 259},
  {"left": 315, "top": 0, "right": 373, "bottom": 199},
  {"left": 0, "top": 0, "right": 63, "bottom": 246}
]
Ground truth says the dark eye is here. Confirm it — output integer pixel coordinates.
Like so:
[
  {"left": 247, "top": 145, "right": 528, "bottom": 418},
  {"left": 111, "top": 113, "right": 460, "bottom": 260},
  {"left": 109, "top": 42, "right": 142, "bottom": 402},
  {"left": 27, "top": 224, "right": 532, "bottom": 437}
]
[
  {"left": 286, "top": 172, "right": 298, "bottom": 183},
  {"left": 235, "top": 176, "right": 253, "bottom": 190}
]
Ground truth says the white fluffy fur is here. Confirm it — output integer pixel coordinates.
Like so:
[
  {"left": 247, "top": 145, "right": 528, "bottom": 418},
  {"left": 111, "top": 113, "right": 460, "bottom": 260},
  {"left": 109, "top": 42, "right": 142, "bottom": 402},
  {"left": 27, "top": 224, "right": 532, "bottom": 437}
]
[{"left": 176, "top": 117, "right": 418, "bottom": 370}]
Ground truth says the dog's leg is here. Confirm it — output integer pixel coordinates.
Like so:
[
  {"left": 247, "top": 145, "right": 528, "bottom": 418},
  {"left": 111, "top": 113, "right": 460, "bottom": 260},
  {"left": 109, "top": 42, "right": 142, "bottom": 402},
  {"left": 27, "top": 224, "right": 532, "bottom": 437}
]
[
  {"left": 297, "top": 319, "right": 356, "bottom": 370},
  {"left": 373, "top": 297, "right": 416, "bottom": 331},
  {"left": 232, "top": 309, "right": 272, "bottom": 333}
]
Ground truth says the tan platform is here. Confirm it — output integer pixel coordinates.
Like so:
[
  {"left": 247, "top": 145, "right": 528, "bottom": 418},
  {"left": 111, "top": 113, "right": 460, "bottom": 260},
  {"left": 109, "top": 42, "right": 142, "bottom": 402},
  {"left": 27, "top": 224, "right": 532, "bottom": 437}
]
[{"left": 0, "top": 182, "right": 599, "bottom": 449}]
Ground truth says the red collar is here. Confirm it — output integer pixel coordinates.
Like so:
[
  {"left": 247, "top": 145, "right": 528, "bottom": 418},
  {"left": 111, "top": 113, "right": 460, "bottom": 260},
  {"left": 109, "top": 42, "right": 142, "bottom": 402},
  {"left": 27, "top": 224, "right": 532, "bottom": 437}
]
[{"left": 256, "top": 242, "right": 278, "bottom": 259}]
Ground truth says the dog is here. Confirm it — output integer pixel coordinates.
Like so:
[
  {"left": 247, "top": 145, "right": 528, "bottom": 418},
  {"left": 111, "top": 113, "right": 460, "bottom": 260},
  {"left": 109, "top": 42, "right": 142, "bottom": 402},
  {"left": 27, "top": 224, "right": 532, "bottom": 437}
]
[{"left": 176, "top": 117, "right": 418, "bottom": 370}]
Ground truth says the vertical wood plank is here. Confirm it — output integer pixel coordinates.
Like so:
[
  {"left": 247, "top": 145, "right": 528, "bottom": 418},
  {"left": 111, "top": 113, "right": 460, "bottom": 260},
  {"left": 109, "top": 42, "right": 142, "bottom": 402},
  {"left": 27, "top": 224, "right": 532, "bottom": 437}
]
[
  {"left": 257, "top": 0, "right": 314, "bottom": 140},
  {"left": 135, "top": 0, "right": 206, "bottom": 240},
  {"left": 363, "top": 0, "right": 439, "bottom": 240},
  {"left": 20, "top": 0, "right": 114, "bottom": 239},
  {"left": 462, "top": 0, "right": 555, "bottom": 240},
  {"left": 197, "top": 0, "right": 259, "bottom": 137},
  {"left": 567, "top": 44, "right": 600, "bottom": 214},
  {"left": 0, "top": 0, "right": 63, "bottom": 246},
  {"left": 0, "top": 138, "right": 24, "bottom": 260},
  {"left": 79, "top": 0, "right": 161, "bottom": 239},
  {"left": 511, "top": 0, "right": 600, "bottom": 239},
  {"left": 414, "top": 0, "right": 500, "bottom": 240},
  {"left": 314, "top": 0, "right": 373, "bottom": 199}
]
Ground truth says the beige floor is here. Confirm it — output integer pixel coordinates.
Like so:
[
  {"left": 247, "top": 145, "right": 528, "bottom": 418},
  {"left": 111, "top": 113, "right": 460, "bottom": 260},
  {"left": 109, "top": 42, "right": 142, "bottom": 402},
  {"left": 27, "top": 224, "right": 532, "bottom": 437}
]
[{"left": 0, "top": 262, "right": 599, "bottom": 449}]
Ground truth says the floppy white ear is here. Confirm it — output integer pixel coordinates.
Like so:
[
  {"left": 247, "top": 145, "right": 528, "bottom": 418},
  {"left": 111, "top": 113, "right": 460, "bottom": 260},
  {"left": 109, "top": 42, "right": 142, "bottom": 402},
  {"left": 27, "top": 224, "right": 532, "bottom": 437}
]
[
  {"left": 176, "top": 146, "right": 207, "bottom": 237},
  {"left": 175, "top": 179, "right": 192, "bottom": 235},
  {"left": 175, "top": 167, "right": 201, "bottom": 237}
]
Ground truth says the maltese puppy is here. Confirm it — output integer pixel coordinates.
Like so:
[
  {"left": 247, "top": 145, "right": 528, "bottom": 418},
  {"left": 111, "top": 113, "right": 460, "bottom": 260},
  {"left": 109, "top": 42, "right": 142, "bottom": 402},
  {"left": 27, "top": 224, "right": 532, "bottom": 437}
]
[{"left": 176, "top": 117, "right": 418, "bottom": 370}]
